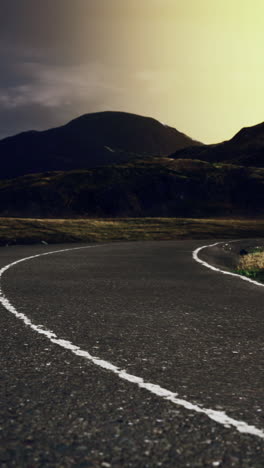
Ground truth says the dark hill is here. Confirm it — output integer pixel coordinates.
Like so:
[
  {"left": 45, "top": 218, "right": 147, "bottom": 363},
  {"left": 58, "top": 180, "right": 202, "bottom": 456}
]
[
  {"left": 0, "top": 158, "right": 263, "bottom": 218},
  {"left": 171, "top": 121, "right": 264, "bottom": 168},
  {"left": 0, "top": 111, "right": 200, "bottom": 179}
]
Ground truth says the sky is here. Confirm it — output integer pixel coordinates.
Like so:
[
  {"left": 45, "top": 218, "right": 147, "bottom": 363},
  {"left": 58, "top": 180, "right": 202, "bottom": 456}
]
[{"left": 0, "top": 0, "right": 263, "bottom": 143}]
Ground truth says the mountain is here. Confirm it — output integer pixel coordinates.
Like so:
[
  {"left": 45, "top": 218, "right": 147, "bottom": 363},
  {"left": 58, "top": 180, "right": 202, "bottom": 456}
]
[
  {"left": 170, "top": 121, "right": 264, "bottom": 168},
  {"left": 0, "top": 111, "right": 200, "bottom": 179},
  {"left": 0, "top": 115, "right": 263, "bottom": 219},
  {"left": 0, "top": 158, "right": 263, "bottom": 218}
]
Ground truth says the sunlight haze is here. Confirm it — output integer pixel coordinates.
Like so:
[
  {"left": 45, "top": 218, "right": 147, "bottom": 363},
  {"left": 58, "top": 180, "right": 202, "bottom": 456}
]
[{"left": 0, "top": 0, "right": 263, "bottom": 142}]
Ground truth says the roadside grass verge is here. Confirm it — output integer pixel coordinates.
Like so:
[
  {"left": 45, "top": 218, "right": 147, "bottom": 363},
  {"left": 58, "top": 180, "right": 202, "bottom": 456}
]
[
  {"left": 0, "top": 217, "right": 264, "bottom": 247},
  {"left": 236, "top": 250, "right": 264, "bottom": 283}
]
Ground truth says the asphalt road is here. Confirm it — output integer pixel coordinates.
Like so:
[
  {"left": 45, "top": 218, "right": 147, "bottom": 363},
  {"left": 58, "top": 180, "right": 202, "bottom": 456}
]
[{"left": 0, "top": 240, "right": 263, "bottom": 467}]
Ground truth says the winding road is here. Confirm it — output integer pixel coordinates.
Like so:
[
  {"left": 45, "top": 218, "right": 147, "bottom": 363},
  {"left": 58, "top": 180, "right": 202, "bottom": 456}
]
[{"left": 0, "top": 240, "right": 263, "bottom": 467}]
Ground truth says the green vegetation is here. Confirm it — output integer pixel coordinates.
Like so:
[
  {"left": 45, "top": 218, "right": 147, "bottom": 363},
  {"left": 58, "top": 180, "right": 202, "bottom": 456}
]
[
  {"left": 0, "top": 217, "right": 264, "bottom": 246},
  {"left": 236, "top": 249, "right": 264, "bottom": 283},
  {"left": 247, "top": 246, "right": 264, "bottom": 254}
]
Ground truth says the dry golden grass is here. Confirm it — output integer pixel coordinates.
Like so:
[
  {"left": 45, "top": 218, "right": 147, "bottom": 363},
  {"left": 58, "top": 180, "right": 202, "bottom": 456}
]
[
  {"left": 238, "top": 252, "right": 264, "bottom": 271},
  {"left": 0, "top": 217, "right": 264, "bottom": 246}
]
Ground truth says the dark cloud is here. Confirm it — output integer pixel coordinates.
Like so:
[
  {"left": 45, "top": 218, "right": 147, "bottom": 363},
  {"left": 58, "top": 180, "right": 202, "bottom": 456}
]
[
  {"left": 0, "top": 0, "right": 178, "bottom": 138},
  {"left": 0, "top": 1, "right": 121, "bottom": 136},
  {"left": 0, "top": 0, "right": 116, "bottom": 65},
  {"left": 1, "top": 1, "right": 74, "bottom": 48},
  {"left": 0, "top": 60, "right": 130, "bottom": 137}
]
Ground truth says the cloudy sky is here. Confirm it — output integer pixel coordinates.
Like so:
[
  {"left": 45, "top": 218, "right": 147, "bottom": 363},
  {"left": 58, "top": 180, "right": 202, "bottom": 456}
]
[{"left": 0, "top": 0, "right": 263, "bottom": 142}]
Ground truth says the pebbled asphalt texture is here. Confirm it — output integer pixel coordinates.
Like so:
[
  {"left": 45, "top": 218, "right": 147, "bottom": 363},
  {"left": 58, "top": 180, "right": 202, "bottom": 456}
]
[{"left": 0, "top": 240, "right": 263, "bottom": 467}]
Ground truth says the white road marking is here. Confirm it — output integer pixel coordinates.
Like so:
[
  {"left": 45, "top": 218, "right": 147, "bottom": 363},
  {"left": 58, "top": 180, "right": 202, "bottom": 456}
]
[
  {"left": 0, "top": 244, "right": 263, "bottom": 439},
  {"left": 193, "top": 242, "right": 264, "bottom": 288}
]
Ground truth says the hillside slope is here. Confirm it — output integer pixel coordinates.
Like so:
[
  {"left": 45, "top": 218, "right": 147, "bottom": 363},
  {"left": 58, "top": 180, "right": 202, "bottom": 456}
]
[
  {"left": 171, "top": 122, "right": 264, "bottom": 168},
  {"left": 0, "top": 158, "right": 263, "bottom": 217},
  {"left": 0, "top": 111, "right": 200, "bottom": 179}
]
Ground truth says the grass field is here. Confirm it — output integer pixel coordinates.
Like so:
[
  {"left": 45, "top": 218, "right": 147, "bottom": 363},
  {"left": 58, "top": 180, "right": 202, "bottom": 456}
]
[
  {"left": 0, "top": 217, "right": 263, "bottom": 246},
  {"left": 236, "top": 249, "right": 264, "bottom": 283}
]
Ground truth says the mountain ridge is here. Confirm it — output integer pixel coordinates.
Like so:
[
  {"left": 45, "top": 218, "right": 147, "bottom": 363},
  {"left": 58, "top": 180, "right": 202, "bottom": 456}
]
[
  {"left": 0, "top": 111, "right": 201, "bottom": 179},
  {"left": 0, "top": 114, "right": 263, "bottom": 218},
  {"left": 171, "top": 121, "right": 264, "bottom": 168}
]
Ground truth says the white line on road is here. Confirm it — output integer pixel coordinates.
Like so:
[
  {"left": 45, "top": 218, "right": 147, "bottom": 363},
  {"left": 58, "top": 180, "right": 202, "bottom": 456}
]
[
  {"left": 193, "top": 242, "right": 264, "bottom": 288},
  {"left": 0, "top": 244, "right": 263, "bottom": 440}
]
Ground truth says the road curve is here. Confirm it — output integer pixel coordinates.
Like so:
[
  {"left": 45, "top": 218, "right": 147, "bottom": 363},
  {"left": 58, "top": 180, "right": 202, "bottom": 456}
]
[{"left": 0, "top": 240, "right": 263, "bottom": 467}]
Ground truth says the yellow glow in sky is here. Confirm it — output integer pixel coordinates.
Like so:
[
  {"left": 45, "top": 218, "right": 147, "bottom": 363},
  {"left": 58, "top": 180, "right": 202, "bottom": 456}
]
[
  {"left": 2, "top": 0, "right": 263, "bottom": 143},
  {"left": 72, "top": 0, "right": 264, "bottom": 143}
]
